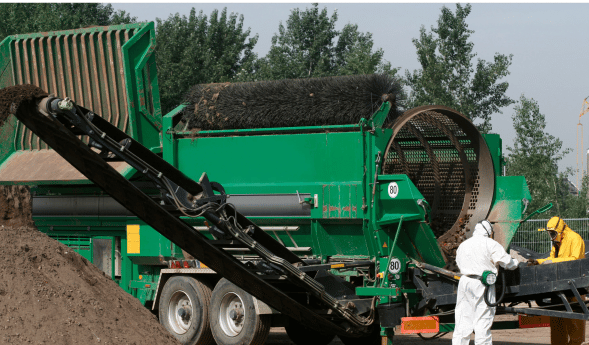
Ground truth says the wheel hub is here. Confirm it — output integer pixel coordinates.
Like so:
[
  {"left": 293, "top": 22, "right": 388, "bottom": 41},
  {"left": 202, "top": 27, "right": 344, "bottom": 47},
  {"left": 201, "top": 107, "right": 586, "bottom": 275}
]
[
  {"left": 168, "top": 290, "right": 194, "bottom": 335},
  {"left": 178, "top": 305, "right": 192, "bottom": 322},
  {"left": 219, "top": 292, "right": 245, "bottom": 337}
]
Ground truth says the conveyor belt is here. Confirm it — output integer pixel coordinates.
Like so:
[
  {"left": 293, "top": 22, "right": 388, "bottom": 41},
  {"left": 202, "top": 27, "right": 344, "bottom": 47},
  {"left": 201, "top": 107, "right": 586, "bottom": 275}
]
[{"left": 10, "top": 91, "right": 372, "bottom": 336}]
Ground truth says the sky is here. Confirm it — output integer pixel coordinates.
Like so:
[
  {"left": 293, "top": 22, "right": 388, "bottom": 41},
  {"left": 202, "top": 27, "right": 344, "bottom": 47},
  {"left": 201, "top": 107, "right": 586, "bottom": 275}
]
[{"left": 111, "top": 3, "right": 589, "bottom": 184}]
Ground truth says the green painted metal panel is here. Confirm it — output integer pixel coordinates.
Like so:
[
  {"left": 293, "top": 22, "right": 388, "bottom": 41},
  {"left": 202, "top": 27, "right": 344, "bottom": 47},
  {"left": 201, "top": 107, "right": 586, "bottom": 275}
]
[
  {"left": 375, "top": 175, "right": 446, "bottom": 267},
  {"left": 483, "top": 133, "right": 503, "bottom": 176},
  {"left": 313, "top": 221, "right": 368, "bottom": 257},
  {"left": 489, "top": 175, "right": 531, "bottom": 248},
  {"left": 173, "top": 130, "right": 364, "bottom": 188},
  {"left": 356, "top": 286, "right": 398, "bottom": 297},
  {"left": 120, "top": 236, "right": 133, "bottom": 294},
  {"left": 389, "top": 222, "right": 446, "bottom": 267},
  {"left": 121, "top": 22, "right": 162, "bottom": 150},
  {"left": 323, "top": 184, "right": 359, "bottom": 218},
  {"left": 439, "top": 323, "right": 455, "bottom": 332},
  {"left": 49, "top": 235, "right": 92, "bottom": 261},
  {"left": 34, "top": 216, "right": 128, "bottom": 228},
  {"left": 0, "top": 22, "right": 161, "bottom": 185},
  {"left": 376, "top": 175, "right": 425, "bottom": 225}
]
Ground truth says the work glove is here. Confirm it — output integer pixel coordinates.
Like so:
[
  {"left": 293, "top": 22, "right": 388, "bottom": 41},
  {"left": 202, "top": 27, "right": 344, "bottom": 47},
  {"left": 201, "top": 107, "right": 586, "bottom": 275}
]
[{"left": 527, "top": 259, "right": 540, "bottom": 266}]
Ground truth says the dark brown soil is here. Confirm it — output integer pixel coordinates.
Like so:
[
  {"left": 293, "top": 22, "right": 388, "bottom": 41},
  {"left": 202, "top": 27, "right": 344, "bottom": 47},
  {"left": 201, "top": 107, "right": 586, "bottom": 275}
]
[
  {"left": 0, "top": 84, "right": 47, "bottom": 127},
  {"left": 0, "top": 225, "right": 181, "bottom": 344},
  {"left": 0, "top": 186, "right": 33, "bottom": 228},
  {"left": 0, "top": 83, "right": 181, "bottom": 344},
  {"left": 0, "top": 188, "right": 180, "bottom": 344}
]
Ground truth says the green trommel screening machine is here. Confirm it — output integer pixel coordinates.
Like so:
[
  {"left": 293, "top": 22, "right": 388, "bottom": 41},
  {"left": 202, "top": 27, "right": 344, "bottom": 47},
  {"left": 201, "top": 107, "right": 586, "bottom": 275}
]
[{"left": 1, "top": 22, "right": 588, "bottom": 345}]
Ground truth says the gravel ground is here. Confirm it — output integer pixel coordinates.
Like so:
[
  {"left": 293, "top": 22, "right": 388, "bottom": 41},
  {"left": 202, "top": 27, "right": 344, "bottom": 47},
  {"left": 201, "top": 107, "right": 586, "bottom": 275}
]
[
  {"left": 264, "top": 326, "right": 554, "bottom": 345},
  {"left": 264, "top": 327, "right": 552, "bottom": 344}
]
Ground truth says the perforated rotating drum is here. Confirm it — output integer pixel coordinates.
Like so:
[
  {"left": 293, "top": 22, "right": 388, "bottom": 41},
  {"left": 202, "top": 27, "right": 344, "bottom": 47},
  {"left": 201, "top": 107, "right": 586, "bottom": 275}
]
[{"left": 382, "top": 105, "right": 495, "bottom": 260}]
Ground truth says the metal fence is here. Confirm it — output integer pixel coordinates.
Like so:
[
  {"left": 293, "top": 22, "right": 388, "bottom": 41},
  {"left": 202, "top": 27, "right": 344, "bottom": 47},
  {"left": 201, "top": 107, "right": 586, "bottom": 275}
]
[{"left": 511, "top": 218, "right": 589, "bottom": 253}]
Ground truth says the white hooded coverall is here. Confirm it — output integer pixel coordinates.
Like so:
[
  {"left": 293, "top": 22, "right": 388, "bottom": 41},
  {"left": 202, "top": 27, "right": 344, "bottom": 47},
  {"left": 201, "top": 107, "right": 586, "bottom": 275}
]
[{"left": 452, "top": 222, "right": 519, "bottom": 345}]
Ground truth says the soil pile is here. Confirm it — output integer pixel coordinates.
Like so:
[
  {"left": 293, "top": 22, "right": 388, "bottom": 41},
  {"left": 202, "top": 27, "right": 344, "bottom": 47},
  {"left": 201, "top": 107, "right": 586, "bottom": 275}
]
[
  {"left": 181, "top": 74, "right": 403, "bottom": 131},
  {"left": 0, "top": 85, "right": 181, "bottom": 344},
  {"left": 0, "top": 186, "right": 33, "bottom": 228},
  {"left": 0, "top": 225, "right": 181, "bottom": 344}
]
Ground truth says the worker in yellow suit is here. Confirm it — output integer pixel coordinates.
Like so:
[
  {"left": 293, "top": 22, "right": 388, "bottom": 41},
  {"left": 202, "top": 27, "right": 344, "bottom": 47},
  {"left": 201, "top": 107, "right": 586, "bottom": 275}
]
[{"left": 534, "top": 217, "right": 586, "bottom": 345}]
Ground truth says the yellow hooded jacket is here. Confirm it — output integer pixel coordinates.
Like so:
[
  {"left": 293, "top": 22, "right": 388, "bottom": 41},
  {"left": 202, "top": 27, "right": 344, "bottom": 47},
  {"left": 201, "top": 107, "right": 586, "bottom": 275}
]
[{"left": 537, "top": 224, "right": 585, "bottom": 264}]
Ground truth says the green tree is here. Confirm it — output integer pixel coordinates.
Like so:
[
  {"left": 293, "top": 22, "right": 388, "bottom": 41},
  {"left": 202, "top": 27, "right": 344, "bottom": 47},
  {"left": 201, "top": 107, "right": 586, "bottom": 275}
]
[
  {"left": 255, "top": 3, "right": 393, "bottom": 81},
  {"left": 405, "top": 4, "right": 513, "bottom": 133},
  {"left": 155, "top": 8, "right": 258, "bottom": 114},
  {"left": 562, "top": 175, "right": 589, "bottom": 218},
  {"left": 0, "top": 3, "right": 135, "bottom": 41},
  {"left": 335, "top": 24, "right": 392, "bottom": 76},
  {"left": 506, "top": 95, "right": 571, "bottom": 216}
]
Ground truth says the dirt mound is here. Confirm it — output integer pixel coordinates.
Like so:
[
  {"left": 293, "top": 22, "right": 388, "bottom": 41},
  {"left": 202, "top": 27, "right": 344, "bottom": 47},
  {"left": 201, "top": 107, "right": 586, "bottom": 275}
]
[
  {"left": 0, "top": 225, "right": 178, "bottom": 344},
  {"left": 0, "top": 225, "right": 181, "bottom": 344},
  {"left": 0, "top": 171, "right": 179, "bottom": 344}
]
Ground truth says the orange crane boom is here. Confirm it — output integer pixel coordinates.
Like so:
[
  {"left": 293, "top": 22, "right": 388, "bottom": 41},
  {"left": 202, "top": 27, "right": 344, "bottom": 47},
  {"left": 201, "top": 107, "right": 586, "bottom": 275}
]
[{"left": 577, "top": 96, "right": 589, "bottom": 188}]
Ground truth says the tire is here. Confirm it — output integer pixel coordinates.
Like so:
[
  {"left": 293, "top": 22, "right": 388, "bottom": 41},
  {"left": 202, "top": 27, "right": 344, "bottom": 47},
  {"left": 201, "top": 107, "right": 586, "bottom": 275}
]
[
  {"left": 285, "top": 318, "right": 336, "bottom": 345},
  {"left": 158, "top": 276, "right": 214, "bottom": 345},
  {"left": 338, "top": 324, "right": 381, "bottom": 345},
  {"left": 209, "top": 278, "right": 271, "bottom": 345}
]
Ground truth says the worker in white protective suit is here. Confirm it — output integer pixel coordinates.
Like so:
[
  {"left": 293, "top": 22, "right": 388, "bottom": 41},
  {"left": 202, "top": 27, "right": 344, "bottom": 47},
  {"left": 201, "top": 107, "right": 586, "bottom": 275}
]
[{"left": 452, "top": 220, "right": 520, "bottom": 345}]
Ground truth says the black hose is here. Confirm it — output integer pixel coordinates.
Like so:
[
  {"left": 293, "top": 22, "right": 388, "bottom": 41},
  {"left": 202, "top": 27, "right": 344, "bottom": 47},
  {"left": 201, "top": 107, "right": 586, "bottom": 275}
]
[{"left": 484, "top": 270, "right": 506, "bottom": 307}]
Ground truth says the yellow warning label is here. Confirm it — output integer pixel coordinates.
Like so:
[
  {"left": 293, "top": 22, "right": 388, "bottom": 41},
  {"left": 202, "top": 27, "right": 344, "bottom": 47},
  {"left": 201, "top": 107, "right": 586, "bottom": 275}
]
[
  {"left": 331, "top": 264, "right": 345, "bottom": 269},
  {"left": 127, "top": 225, "right": 140, "bottom": 254},
  {"left": 383, "top": 242, "right": 388, "bottom": 248}
]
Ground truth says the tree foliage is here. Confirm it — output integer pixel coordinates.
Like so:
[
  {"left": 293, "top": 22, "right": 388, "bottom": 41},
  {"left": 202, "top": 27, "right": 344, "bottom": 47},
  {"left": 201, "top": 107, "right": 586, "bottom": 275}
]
[
  {"left": 0, "top": 3, "right": 135, "bottom": 42},
  {"left": 506, "top": 95, "right": 573, "bottom": 217},
  {"left": 405, "top": 4, "right": 513, "bottom": 133},
  {"left": 547, "top": 169, "right": 589, "bottom": 219},
  {"left": 254, "top": 3, "right": 394, "bottom": 81},
  {"left": 155, "top": 8, "right": 258, "bottom": 114},
  {"left": 335, "top": 24, "right": 392, "bottom": 76},
  {"left": 562, "top": 175, "right": 589, "bottom": 218}
]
